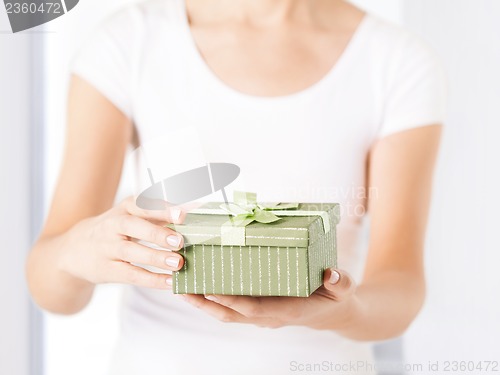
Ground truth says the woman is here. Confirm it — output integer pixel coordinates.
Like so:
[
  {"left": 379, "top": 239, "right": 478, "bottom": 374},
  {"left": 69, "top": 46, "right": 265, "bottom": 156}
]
[{"left": 27, "top": 0, "right": 446, "bottom": 374}]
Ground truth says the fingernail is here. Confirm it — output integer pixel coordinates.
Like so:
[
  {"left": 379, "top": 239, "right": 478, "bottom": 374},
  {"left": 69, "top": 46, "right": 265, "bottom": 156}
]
[
  {"left": 166, "top": 278, "right": 173, "bottom": 286},
  {"left": 170, "top": 208, "right": 182, "bottom": 222},
  {"left": 205, "top": 295, "right": 218, "bottom": 302},
  {"left": 165, "top": 257, "right": 180, "bottom": 268},
  {"left": 166, "top": 235, "right": 182, "bottom": 248},
  {"left": 329, "top": 270, "right": 340, "bottom": 285}
]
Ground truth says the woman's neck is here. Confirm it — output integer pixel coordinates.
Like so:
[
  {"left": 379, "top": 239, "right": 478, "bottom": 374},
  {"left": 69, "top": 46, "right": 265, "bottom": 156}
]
[{"left": 186, "top": 0, "right": 344, "bottom": 28}]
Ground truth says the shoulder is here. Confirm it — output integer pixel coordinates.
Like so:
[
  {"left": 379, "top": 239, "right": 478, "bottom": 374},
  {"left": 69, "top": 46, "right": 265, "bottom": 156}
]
[
  {"left": 364, "top": 15, "right": 444, "bottom": 71},
  {"left": 69, "top": 0, "right": 184, "bottom": 118},
  {"left": 75, "top": 0, "right": 184, "bottom": 60},
  {"left": 361, "top": 14, "right": 447, "bottom": 106},
  {"left": 364, "top": 17, "right": 448, "bottom": 138},
  {"left": 99, "top": 0, "right": 183, "bottom": 30}
]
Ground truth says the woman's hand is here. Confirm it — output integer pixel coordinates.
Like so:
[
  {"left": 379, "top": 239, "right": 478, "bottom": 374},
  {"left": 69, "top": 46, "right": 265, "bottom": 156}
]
[
  {"left": 179, "top": 268, "right": 359, "bottom": 330},
  {"left": 58, "top": 197, "right": 186, "bottom": 289}
]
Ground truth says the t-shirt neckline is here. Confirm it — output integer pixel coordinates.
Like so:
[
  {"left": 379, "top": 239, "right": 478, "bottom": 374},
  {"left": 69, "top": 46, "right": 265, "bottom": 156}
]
[{"left": 177, "top": 0, "right": 372, "bottom": 103}]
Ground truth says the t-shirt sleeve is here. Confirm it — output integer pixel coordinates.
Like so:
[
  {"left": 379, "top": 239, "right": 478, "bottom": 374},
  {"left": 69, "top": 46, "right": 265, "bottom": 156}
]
[
  {"left": 69, "top": 8, "right": 140, "bottom": 120},
  {"left": 378, "top": 33, "right": 448, "bottom": 138}
]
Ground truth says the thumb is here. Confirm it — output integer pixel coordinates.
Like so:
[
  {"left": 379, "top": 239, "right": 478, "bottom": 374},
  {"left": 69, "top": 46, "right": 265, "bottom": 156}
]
[{"left": 322, "top": 268, "right": 356, "bottom": 301}]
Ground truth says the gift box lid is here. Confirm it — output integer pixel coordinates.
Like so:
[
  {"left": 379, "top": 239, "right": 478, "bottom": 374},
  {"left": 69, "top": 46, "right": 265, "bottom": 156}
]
[{"left": 166, "top": 202, "right": 340, "bottom": 247}]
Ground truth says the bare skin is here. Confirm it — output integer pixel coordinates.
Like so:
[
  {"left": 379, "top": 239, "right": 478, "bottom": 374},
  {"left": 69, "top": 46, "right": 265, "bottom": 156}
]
[{"left": 26, "top": 0, "right": 442, "bottom": 341}]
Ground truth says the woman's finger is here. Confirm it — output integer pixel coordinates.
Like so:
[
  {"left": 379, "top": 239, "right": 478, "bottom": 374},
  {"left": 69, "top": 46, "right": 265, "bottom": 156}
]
[
  {"left": 114, "top": 214, "right": 184, "bottom": 250},
  {"left": 321, "top": 268, "right": 356, "bottom": 301},
  {"left": 121, "top": 196, "right": 185, "bottom": 224},
  {"left": 114, "top": 240, "right": 184, "bottom": 271},
  {"left": 204, "top": 295, "right": 264, "bottom": 317},
  {"left": 180, "top": 294, "right": 280, "bottom": 327},
  {"left": 204, "top": 295, "right": 304, "bottom": 321},
  {"left": 109, "top": 262, "right": 173, "bottom": 289},
  {"left": 181, "top": 294, "right": 245, "bottom": 323}
]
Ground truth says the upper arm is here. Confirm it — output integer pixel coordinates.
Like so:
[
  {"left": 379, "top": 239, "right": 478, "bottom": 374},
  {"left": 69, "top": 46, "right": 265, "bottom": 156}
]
[
  {"left": 363, "top": 124, "right": 442, "bottom": 281},
  {"left": 43, "top": 7, "right": 141, "bottom": 238},
  {"left": 362, "top": 29, "right": 447, "bottom": 282},
  {"left": 42, "top": 75, "right": 133, "bottom": 238}
]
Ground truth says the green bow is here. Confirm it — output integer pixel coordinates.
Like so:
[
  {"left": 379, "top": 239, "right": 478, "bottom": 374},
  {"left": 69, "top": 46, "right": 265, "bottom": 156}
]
[{"left": 219, "top": 191, "right": 299, "bottom": 227}]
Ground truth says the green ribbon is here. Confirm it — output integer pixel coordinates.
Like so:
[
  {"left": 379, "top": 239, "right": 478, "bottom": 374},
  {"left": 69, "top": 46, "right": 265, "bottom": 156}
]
[
  {"left": 188, "top": 192, "right": 331, "bottom": 246},
  {"left": 219, "top": 191, "right": 300, "bottom": 226}
]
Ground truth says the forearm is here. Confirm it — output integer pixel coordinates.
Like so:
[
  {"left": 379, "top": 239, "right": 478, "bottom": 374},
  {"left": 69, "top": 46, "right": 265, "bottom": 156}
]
[
  {"left": 331, "top": 271, "right": 425, "bottom": 341},
  {"left": 26, "top": 231, "right": 95, "bottom": 315}
]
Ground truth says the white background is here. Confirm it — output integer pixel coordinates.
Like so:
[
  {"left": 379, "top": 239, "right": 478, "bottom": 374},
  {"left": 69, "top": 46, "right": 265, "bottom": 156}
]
[{"left": 2, "top": 0, "right": 496, "bottom": 374}]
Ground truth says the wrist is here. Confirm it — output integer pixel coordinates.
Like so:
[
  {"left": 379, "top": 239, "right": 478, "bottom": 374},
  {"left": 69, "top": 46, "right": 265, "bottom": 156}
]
[
  {"left": 334, "top": 293, "right": 365, "bottom": 333},
  {"left": 306, "top": 292, "right": 363, "bottom": 332},
  {"left": 27, "top": 231, "right": 95, "bottom": 315},
  {"left": 55, "top": 225, "right": 95, "bottom": 290}
]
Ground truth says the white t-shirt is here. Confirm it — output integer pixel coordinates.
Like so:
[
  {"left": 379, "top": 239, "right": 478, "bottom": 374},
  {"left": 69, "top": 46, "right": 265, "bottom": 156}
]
[{"left": 70, "top": 0, "right": 447, "bottom": 374}]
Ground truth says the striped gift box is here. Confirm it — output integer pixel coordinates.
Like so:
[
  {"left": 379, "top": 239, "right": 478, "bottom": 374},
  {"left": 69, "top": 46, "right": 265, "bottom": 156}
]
[{"left": 171, "top": 203, "right": 340, "bottom": 297}]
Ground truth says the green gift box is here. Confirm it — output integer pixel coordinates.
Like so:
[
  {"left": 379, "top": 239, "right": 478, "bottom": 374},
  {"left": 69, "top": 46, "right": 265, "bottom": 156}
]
[{"left": 169, "top": 194, "right": 340, "bottom": 297}]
